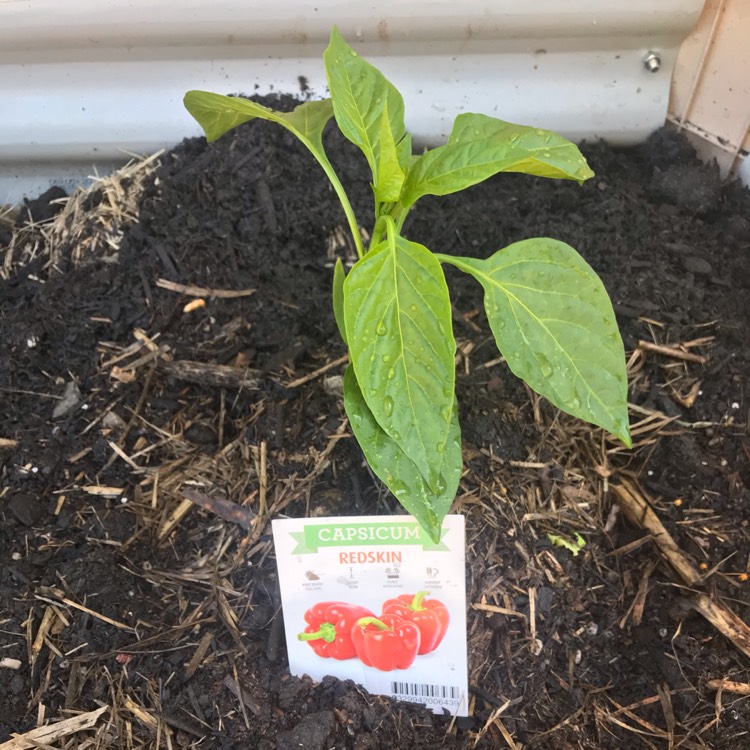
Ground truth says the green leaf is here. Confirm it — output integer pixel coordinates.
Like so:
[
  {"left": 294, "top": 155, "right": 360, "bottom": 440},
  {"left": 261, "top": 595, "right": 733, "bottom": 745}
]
[
  {"left": 332, "top": 258, "right": 347, "bottom": 344},
  {"left": 184, "top": 91, "right": 334, "bottom": 153},
  {"left": 374, "top": 101, "right": 406, "bottom": 203},
  {"left": 402, "top": 113, "right": 594, "bottom": 208},
  {"left": 324, "top": 26, "right": 408, "bottom": 203},
  {"left": 184, "top": 89, "right": 367, "bottom": 259},
  {"left": 344, "top": 366, "right": 461, "bottom": 542},
  {"left": 438, "top": 239, "right": 631, "bottom": 446},
  {"left": 344, "top": 233, "right": 456, "bottom": 490}
]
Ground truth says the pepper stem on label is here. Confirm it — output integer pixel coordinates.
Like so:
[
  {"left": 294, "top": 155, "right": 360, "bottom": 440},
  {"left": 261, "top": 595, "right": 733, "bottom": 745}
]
[
  {"left": 409, "top": 591, "right": 430, "bottom": 611},
  {"left": 356, "top": 617, "right": 391, "bottom": 631},
  {"left": 298, "top": 622, "right": 337, "bottom": 643}
]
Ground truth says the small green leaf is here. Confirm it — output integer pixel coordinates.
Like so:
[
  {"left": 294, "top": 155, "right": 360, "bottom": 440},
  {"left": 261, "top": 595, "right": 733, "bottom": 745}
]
[
  {"left": 547, "top": 532, "right": 586, "bottom": 556},
  {"left": 344, "top": 366, "right": 461, "bottom": 542},
  {"left": 344, "top": 233, "right": 456, "bottom": 490},
  {"left": 324, "top": 26, "right": 408, "bottom": 201},
  {"left": 402, "top": 113, "right": 594, "bottom": 208},
  {"left": 374, "top": 101, "right": 406, "bottom": 203},
  {"left": 438, "top": 239, "right": 631, "bottom": 446},
  {"left": 184, "top": 91, "right": 334, "bottom": 153},
  {"left": 332, "top": 258, "right": 347, "bottom": 344},
  {"left": 184, "top": 90, "right": 366, "bottom": 258}
]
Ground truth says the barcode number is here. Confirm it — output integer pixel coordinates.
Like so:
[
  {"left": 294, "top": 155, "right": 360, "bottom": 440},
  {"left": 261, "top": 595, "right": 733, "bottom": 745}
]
[{"left": 390, "top": 682, "right": 460, "bottom": 700}]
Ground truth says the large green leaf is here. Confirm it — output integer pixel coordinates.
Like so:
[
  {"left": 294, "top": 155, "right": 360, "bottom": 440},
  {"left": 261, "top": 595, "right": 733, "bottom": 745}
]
[
  {"left": 324, "top": 26, "right": 409, "bottom": 204},
  {"left": 343, "top": 366, "right": 461, "bottom": 542},
  {"left": 344, "top": 233, "right": 456, "bottom": 490},
  {"left": 438, "top": 239, "right": 631, "bottom": 446},
  {"left": 402, "top": 113, "right": 594, "bottom": 208},
  {"left": 184, "top": 91, "right": 334, "bottom": 153}
]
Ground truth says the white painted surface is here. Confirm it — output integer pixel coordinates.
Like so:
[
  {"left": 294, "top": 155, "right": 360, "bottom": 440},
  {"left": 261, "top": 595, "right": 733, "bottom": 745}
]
[{"left": 0, "top": 0, "right": 703, "bottom": 203}]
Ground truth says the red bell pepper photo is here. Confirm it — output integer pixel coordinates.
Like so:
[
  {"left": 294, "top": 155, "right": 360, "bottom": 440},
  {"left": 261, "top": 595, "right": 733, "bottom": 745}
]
[
  {"left": 351, "top": 614, "right": 420, "bottom": 671},
  {"left": 381, "top": 591, "right": 449, "bottom": 654},
  {"left": 297, "top": 602, "right": 374, "bottom": 660}
]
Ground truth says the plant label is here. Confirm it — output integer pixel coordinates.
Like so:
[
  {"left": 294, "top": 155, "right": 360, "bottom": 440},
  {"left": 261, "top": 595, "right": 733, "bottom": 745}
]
[{"left": 272, "top": 515, "right": 469, "bottom": 716}]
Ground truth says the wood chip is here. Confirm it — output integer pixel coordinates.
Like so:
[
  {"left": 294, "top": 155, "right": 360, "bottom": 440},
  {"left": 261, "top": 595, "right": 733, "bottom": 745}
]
[
  {"left": 82, "top": 485, "right": 124, "bottom": 497},
  {"left": 158, "top": 359, "right": 262, "bottom": 390},
  {"left": 156, "top": 278, "right": 256, "bottom": 299},
  {"left": 182, "top": 488, "right": 255, "bottom": 531}
]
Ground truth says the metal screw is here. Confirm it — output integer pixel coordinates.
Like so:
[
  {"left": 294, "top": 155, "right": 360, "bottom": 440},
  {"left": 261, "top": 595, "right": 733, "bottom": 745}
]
[{"left": 643, "top": 51, "right": 661, "bottom": 73}]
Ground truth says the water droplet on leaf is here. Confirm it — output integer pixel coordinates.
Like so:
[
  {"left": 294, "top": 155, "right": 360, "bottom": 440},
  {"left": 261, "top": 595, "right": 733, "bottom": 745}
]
[
  {"left": 384, "top": 396, "right": 394, "bottom": 416},
  {"left": 376, "top": 320, "right": 387, "bottom": 336}
]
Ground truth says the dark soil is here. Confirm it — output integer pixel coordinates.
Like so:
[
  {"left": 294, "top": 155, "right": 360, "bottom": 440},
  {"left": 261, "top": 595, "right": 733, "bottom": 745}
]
[{"left": 1, "top": 96, "right": 749, "bottom": 748}]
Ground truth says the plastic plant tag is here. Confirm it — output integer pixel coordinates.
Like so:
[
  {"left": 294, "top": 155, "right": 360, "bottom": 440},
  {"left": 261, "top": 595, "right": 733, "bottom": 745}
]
[{"left": 272, "top": 515, "right": 469, "bottom": 716}]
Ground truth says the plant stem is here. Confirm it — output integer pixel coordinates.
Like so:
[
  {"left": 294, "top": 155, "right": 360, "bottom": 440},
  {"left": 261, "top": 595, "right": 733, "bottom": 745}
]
[{"left": 313, "top": 157, "right": 365, "bottom": 259}]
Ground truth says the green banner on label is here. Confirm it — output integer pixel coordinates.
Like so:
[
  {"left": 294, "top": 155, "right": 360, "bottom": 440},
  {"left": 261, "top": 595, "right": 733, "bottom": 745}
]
[{"left": 291, "top": 521, "right": 448, "bottom": 554}]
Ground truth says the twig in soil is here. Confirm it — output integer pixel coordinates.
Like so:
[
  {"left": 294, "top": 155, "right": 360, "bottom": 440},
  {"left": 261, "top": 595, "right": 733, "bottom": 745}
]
[
  {"left": 158, "top": 359, "right": 262, "bottom": 390},
  {"left": 0, "top": 438, "right": 18, "bottom": 448},
  {"left": 100, "top": 365, "right": 156, "bottom": 473},
  {"left": 36, "top": 586, "right": 136, "bottom": 633},
  {"left": 285, "top": 353, "right": 349, "bottom": 388},
  {"left": 184, "top": 629, "right": 215, "bottom": 679},
  {"left": 613, "top": 479, "right": 750, "bottom": 660},
  {"left": 181, "top": 488, "right": 256, "bottom": 531},
  {"left": 619, "top": 559, "right": 659, "bottom": 628},
  {"left": 156, "top": 277, "right": 256, "bottom": 298},
  {"left": 627, "top": 402, "right": 720, "bottom": 431},
  {"left": 637, "top": 340, "right": 706, "bottom": 364},
  {"left": 0, "top": 705, "right": 108, "bottom": 750},
  {"left": 705, "top": 678, "right": 750, "bottom": 695},
  {"left": 472, "top": 602, "right": 527, "bottom": 619},
  {"left": 222, "top": 675, "right": 262, "bottom": 717},
  {"left": 259, "top": 440, "right": 268, "bottom": 517},
  {"left": 473, "top": 700, "right": 513, "bottom": 748}
]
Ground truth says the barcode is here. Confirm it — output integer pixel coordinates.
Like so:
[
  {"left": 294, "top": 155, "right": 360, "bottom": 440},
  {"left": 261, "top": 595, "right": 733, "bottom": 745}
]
[{"left": 391, "top": 682, "right": 460, "bottom": 700}]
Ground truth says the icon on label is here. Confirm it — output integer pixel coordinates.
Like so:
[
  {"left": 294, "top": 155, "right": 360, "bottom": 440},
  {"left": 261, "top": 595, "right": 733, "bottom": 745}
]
[
  {"left": 386, "top": 566, "right": 400, "bottom": 580},
  {"left": 305, "top": 570, "right": 320, "bottom": 581},
  {"left": 426, "top": 567, "right": 439, "bottom": 579}
]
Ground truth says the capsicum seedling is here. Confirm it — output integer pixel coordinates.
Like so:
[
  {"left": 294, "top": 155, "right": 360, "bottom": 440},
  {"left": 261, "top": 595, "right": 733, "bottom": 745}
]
[{"left": 184, "top": 27, "right": 631, "bottom": 543}]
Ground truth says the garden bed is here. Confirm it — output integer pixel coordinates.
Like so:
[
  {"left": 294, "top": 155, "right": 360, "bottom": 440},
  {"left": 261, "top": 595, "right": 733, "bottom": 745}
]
[{"left": 1, "top": 101, "right": 749, "bottom": 748}]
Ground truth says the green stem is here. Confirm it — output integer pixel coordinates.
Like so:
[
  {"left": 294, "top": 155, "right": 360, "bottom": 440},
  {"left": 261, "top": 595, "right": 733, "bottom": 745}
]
[
  {"left": 356, "top": 617, "right": 391, "bottom": 631},
  {"left": 314, "top": 156, "right": 365, "bottom": 260},
  {"left": 298, "top": 622, "right": 336, "bottom": 643},
  {"left": 409, "top": 591, "right": 430, "bottom": 611}
]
